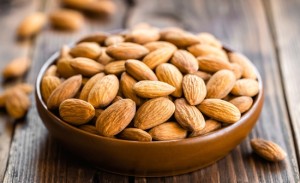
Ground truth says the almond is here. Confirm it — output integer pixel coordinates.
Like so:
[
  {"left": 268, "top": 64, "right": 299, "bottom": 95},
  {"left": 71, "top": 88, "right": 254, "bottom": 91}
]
[
  {"left": 79, "top": 125, "right": 99, "bottom": 135},
  {"left": 120, "top": 73, "right": 144, "bottom": 106},
  {"left": 133, "top": 80, "right": 175, "bottom": 98},
  {"left": 41, "top": 76, "right": 62, "bottom": 102},
  {"left": 197, "top": 32, "right": 222, "bottom": 48},
  {"left": 118, "top": 128, "right": 152, "bottom": 142},
  {"left": 59, "top": 99, "right": 95, "bottom": 125},
  {"left": 17, "top": 12, "right": 46, "bottom": 38},
  {"left": 171, "top": 50, "right": 198, "bottom": 74},
  {"left": 57, "top": 58, "right": 78, "bottom": 78},
  {"left": 163, "top": 31, "right": 200, "bottom": 47},
  {"left": 182, "top": 74, "right": 206, "bottom": 105},
  {"left": 159, "top": 27, "right": 184, "bottom": 40},
  {"left": 198, "top": 99, "right": 241, "bottom": 123},
  {"left": 97, "top": 47, "right": 114, "bottom": 65},
  {"left": 5, "top": 90, "right": 30, "bottom": 119},
  {"left": 70, "top": 42, "right": 102, "bottom": 60},
  {"left": 189, "top": 119, "right": 221, "bottom": 137},
  {"left": 228, "top": 52, "right": 257, "bottom": 79},
  {"left": 44, "top": 65, "right": 59, "bottom": 77},
  {"left": 251, "top": 138, "right": 287, "bottom": 162},
  {"left": 134, "top": 97, "right": 175, "bottom": 130},
  {"left": 144, "top": 41, "right": 177, "bottom": 52},
  {"left": 125, "top": 27, "right": 160, "bottom": 44},
  {"left": 47, "top": 75, "right": 82, "bottom": 110},
  {"left": 105, "top": 35, "right": 125, "bottom": 46},
  {"left": 149, "top": 122, "right": 187, "bottom": 141},
  {"left": 78, "top": 32, "right": 108, "bottom": 44},
  {"left": 104, "top": 61, "right": 125, "bottom": 75},
  {"left": 70, "top": 57, "right": 104, "bottom": 77},
  {"left": 59, "top": 45, "right": 72, "bottom": 59},
  {"left": 229, "top": 96, "right": 253, "bottom": 113},
  {"left": 191, "top": 71, "right": 211, "bottom": 81},
  {"left": 106, "top": 42, "right": 149, "bottom": 60},
  {"left": 142, "top": 47, "right": 175, "bottom": 69},
  {"left": 156, "top": 63, "right": 183, "bottom": 97},
  {"left": 2, "top": 57, "right": 30, "bottom": 79},
  {"left": 188, "top": 44, "right": 228, "bottom": 61},
  {"left": 231, "top": 79, "right": 259, "bottom": 97},
  {"left": 88, "top": 74, "right": 119, "bottom": 108},
  {"left": 125, "top": 59, "right": 158, "bottom": 81},
  {"left": 230, "top": 63, "right": 243, "bottom": 79},
  {"left": 81, "top": 0, "right": 116, "bottom": 15},
  {"left": 174, "top": 98, "right": 205, "bottom": 131},
  {"left": 206, "top": 70, "right": 236, "bottom": 99},
  {"left": 96, "top": 99, "right": 136, "bottom": 137},
  {"left": 79, "top": 73, "right": 105, "bottom": 101},
  {"left": 197, "top": 55, "right": 232, "bottom": 73},
  {"left": 49, "top": 9, "right": 84, "bottom": 30}
]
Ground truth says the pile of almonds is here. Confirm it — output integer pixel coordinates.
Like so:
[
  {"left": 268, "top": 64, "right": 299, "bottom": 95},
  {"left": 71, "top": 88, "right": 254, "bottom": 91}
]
[{"left": 41, "top": 24, "right": 261, "bottom": 142}]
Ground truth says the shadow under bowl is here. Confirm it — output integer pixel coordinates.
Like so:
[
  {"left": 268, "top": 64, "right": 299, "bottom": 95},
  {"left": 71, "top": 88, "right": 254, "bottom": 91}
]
[{"left": 35, "top": 47, "right": 264, "bottom": 177}]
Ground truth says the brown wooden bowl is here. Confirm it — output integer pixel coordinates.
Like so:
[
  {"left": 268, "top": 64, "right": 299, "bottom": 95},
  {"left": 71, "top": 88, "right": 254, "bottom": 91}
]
[{"left": 35, "top": 46, "right": 264, "bottom": 177}]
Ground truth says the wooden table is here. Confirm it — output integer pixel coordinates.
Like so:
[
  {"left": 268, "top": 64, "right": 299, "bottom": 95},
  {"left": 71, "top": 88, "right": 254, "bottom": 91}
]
[{"left": 0, "top": 0, "right": 300, "bottom": 182}]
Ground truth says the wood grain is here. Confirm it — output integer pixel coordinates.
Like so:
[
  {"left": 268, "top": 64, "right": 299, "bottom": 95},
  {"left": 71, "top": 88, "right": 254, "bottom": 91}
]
[{"left": 127, "top": 0, "right": 299, "bottom": 182}]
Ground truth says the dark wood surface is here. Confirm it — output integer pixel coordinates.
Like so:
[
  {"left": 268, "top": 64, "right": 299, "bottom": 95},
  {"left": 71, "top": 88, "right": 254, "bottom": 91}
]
[{"left": 0, "top": 0, "right": 299, "bottom": 182}]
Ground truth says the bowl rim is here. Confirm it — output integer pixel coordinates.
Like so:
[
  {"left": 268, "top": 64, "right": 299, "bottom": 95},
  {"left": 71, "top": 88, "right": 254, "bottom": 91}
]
[{"left": 35, "top": 41, "right": 264, "bottom": 145}]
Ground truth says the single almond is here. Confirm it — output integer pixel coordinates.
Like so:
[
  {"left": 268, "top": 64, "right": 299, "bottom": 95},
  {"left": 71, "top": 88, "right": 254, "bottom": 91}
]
[
  {"left": 188, "top": 44, "right": 228, "bottom": 61},
  {"left": 56, "top": 58, "right": 78, "bottom": 78},
  {"left": 59, "top": 98, "right": 95, "bottom": 125},
  {"left": 104, "top": 61, "right": 125, "bottom": 75},
  {"left": 125, "top": 27, "right": 160, "bottom": 44},
  {"left": 133, "top": 80, "right": 175, "bottom": 98},
  {"left": 197, "top": 32, "right": 222, "bottom": 48},
  {"left": 251, "top": 138, "right": 287, "bottom": 162},
  {"left": 88, "top": 74, "right": 119, "bottom": 108},
  {"left": 171, "top": 50, "right": 198, "bottom": 74},
  {"left": 159, "top": 27, "right": 184, "bottom": 40},
  {"left": 81, "top": 0, "right": 116, "bottom": 15},
  {"left": 149, "top": 122, "right": 187, "bottom": 141},
  {"left": 5, "top": 90, "right": 30, "bottom": 119},
  {"left": 97, "top": 47, "right": 114, "bottom": 65},
  {"left": 174, "top": 98, "right": 205, "bottom": 131},
  {"left": 189, "top": 119, "right": 221, "bottom": 137},
  {"left": 182, "top": 74, "right": 206, "bottom": 105},
  {"left": 44, "top": 65, "right": 59, "bottom": 77},
  {"left": 144, "top": 41, "right": 177, "bottom": 52},
  {"left": 134, "top": 97, "right": 175, "bottom": 130},
  {"left": 79, "top": 125, "right": 99, "bottom": 135},
  {"left": 49, "top": 9, "right": 84, "bottom": 30},
  {"left": 118, "top": 128, "right": 152, "bottom": 142},
  {"left": 106, "top": 42, "right": 149, "bottom": 60},
  {"left": 198, "top": 99, "right": 241, "bottom": 123},
  {"left": 228, "top": 52, "right": 257, "bottom": 79},
  {"left": 125, "top": 59, "right": 158, "bottom": 81},
  {"left": 206, "top": 70, "right": 236, "bottom": 99},
  {"left": 96, "top": 99, "right": 136, "bottom": 137},
  {"left": 229, "top": 96, "right": 253, "bottom": 113},
  {"left": 70, "top": 57, "right": 104, "bottom": 77},
  {"left": 105, "top": 35, "right": 125, "bottom": 46},
  {"left": 163, "top": 31, "right": 200, "bottom": 47},
  {"left": 2, "top": 57, "right": 30, "bottom": 79},
  {"left": 230, "top": 63, "right": 243, "bottom": 79},
  {"left": 191, "top": 71, "right": 211, "bottom": 81},
  {"left": 120, "top": 73, "right": 144, "bottom": 106},
  {"left": 79, "top": 73, "right": 105, "bottom": 101},
  {"left": 78, "top": 32, "right": 108, "bottom": 44},
  {"left": 47, "top": 75, "right": 82, "bottom": 110},
  {"left": 70, "top": 42, "right": 102, "bottom": 60},
  {"left": 156, "top": 63, "right": 183, "bottom": 97},
  {"left": 231, "top": 79, "right": 259, "bottom": 97},
  {"left": 197, "top": 55, "right": 232, "bottom": 73},
  {"left": 17, "top": 12, "right": 46, "bottom": 38},
  {"left": 41, "top": 76, "right": 62, "bottom": 102},
  {"left": 142, "top": 47, "right": 175, "bottom": 69}
]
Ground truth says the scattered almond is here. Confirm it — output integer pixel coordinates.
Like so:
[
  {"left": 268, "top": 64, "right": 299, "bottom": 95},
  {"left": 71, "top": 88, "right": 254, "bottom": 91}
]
[
  {"left": 5, "top": 90, "right": 30, "bottom": 119},
  {"left": 2, "top": 57, "right": 30, "bottom": 79},
  {"left": 49, "top": 9, "right": 84, "bottom": 30},
  {"left": 17, "top": 12, "right": 46, "bottom": 38}
]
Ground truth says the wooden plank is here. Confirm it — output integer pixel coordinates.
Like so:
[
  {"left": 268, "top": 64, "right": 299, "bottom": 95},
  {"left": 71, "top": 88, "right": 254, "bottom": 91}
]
[
  {"left": 0, "top": 0, "right": 40, "bottom": 181},
  {"left": 265, "top": 0, "right": 300, "bottom": 167},
  {"left": 2, "top": 0, "right": 129, "bottom": 182},
  {"left": 127, "top": 0, "right": 299, "bottom": 182}
]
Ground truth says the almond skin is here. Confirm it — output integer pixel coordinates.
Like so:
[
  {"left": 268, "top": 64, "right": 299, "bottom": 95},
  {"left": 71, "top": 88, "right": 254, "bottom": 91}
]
[
  {"left": 174, "top": 98, "right": 205, "bottom": 131},
  {"left": 44, "top": 65, "right": 59, "bottom": 77},
  {"left": 47, "top": 75, "right": 82, "bottom": 110},
  {"left": 106, "top": 42, "right": 149, "bottom": 60},
  {"left": 78, "top": 32, "right": 108, "bottom": 44},
  {"left": 96, "top": 99, "right": 136, "bottom": 137},
  {"left": 17, "top": 12, "right": 46, "bottom": 38},
  {"left": 156, "top": 63, "right": 183, "bottom": 97},
  {"left": 171, "top": 50, "right": 199, "bottom": 74},
  {"left": 125, "top": 27, "right": 160, "bottom": 44},
  {"left": 144, "top": 41, "right": 177, "bottom": 52},
  {"left": 229, "top": 96, "right": 253, "bottom": 113},
  {"left": 88, "top": 74, "right": 119, "bottom": 108},
  {"left": 70, "top": 42, "right": 102, "bottom": 60},
  {"left": 182, "top": 74, "right": 206, "bottom": 105},
  {"left": 118, "top": 128, "right": 152, "bottom": 142},
  {"left": 228, "top": 52, "right": 257, "bottom": 79},
  {"left": 79, "top": 125, "right": 99, "bottom": 135},
  {"left": 251, "top": 138, "right": 287, "bottom": 162},
  {"left": 197, "top": 55, "right": 232, "bottom": 73},
  {"left": 125, "top": 59, "right": 158, "bottom": 81},
  {"left": 2, "top": 57, "right": 30, "bottom": 79},
  {"left": 120, "top": 73, "right": 144, "bottom": 106},
  {"left": 142, "top": 47, "right": 175, "bottom": 69},
  {"left": 70, "top": 57, "right": 104, "bottom": 77},
  {"left": 231, "top": 79, "right": 259, "bottom": 97},
  {"left": 133, "top": 80, "right": 175, "bottom": 98},
  {"left": 57, "top": 58, "right": 78, "bottom": 78},
  {"left": 104, "top": 60, "right": 126, "bottom": 75},
  {"left": 49, "top": 9, "right": 84, "bottom": 30},
  {"left": 5, "top": 90, "right": 30, "bottom": 119},
  {"left": 149, "top": 122, "right": 187, "bottom": 141},
  {"left": 206, "top": 70, "right": 236, "bottom": 99},
  {"left": 187, "top": 44, "right": 228, "bottom": 61},
  {"left": 198, "top": 99, "right": 241, "bottom": 123},
  {"left": 189, "top": 119, "right": 221, "bottom": 137},
  {"left": 134, "top": 97, "right": 175, "bottom": 130},
  {"left": 105, "top": 35, "right": 125, "bottom": 46},
  {"left": 59, "top": 99, "right": 95, "bottom": 125},
  {"left": 79, "top": 73, "right": 105, "bottom": 101},
  {"left": 41, "top": 76, "right": 62, "bottom": 102},
  {"left": 163, "top": 31, "right": 200, "bottom": 47}
]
